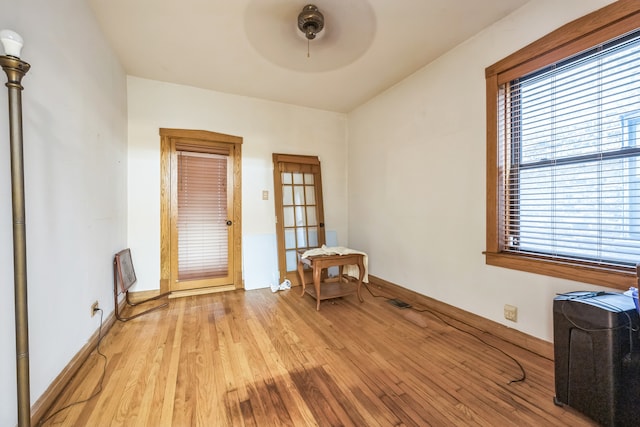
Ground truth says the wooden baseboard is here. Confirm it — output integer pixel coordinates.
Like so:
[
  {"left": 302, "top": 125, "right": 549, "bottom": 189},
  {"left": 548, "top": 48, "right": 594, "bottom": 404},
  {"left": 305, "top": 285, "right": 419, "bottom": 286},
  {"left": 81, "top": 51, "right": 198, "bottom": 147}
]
[
  {"left": 367, "top": 275, "right": 554, "bottom": 360},
  {"left": 127, "top": 289, "right": 166, "bottom": 303},
  {"left": 30, "top": 298, "right": 125, "bottom": 425}
]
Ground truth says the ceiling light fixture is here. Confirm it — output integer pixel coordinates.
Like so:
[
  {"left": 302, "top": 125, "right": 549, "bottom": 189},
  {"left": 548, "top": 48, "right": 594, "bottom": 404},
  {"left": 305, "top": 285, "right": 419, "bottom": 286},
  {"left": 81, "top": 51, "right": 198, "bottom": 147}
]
[{"left": 297, "top": 4, "right": 324, "bottom": 57}]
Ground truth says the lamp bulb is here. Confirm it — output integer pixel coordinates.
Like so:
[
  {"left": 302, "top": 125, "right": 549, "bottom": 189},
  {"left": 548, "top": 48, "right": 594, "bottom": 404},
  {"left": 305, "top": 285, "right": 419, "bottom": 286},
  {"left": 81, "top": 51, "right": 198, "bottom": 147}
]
[{"left": 0, "top": 29, "right": 24, "bottom": 58}]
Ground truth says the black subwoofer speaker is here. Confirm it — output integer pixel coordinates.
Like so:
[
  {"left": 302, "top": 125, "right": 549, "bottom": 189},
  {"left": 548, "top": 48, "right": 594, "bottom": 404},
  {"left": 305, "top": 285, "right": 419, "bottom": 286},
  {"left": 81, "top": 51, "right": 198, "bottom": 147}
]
[{"left": 553, "top": 291, "right": 640, "bottom": 427}]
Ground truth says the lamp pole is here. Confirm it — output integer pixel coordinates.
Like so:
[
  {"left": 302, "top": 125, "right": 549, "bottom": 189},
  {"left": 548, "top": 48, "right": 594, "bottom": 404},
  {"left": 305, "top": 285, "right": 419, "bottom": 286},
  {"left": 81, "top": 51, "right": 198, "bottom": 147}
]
[{"left": 0, "top": 29, "right": 32, "bottom": 427}]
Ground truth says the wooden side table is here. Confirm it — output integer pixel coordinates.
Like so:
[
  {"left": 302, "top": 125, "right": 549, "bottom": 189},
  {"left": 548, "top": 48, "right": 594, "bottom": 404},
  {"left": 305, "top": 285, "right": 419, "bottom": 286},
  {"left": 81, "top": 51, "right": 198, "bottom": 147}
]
[{"left": 297, "top": 252, "right": 365, "bottom": 310}]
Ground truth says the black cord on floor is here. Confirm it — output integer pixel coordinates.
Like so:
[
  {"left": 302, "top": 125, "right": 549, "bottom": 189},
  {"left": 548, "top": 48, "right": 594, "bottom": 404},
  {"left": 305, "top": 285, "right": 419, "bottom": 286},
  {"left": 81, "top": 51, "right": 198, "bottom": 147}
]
[
  {"left": 364, "top": 283, "right": 527, "bottom": 385},
  {"left": 38, "top": 308, "right": 108, "bottom": 426}
]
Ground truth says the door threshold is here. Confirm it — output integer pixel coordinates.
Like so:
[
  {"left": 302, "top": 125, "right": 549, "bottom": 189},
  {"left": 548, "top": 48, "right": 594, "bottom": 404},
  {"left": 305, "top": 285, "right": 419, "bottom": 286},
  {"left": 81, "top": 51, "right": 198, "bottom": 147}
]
[{"left": 169, "top": 284, "right": 237, "bottom": 299}]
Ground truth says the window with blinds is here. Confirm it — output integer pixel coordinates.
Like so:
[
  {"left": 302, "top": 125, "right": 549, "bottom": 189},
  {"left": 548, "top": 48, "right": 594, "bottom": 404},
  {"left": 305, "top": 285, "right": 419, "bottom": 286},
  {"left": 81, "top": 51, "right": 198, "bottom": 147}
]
[
  {"left": 177, "top": 151, "right": 228, "bottom": 280},
  {"left": 500, "top": 30, "right": 640, "bottom": 267}
]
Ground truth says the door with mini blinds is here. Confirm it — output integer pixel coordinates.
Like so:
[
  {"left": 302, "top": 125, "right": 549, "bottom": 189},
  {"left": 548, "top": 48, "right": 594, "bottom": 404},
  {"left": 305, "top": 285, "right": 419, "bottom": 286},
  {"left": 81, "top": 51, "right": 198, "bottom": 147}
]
[
  {"left": 160, "top": 128, "right": 243, "bottom": 296},
  {"left": 272, "top": 154, "right": 326, "bottom": 286}
]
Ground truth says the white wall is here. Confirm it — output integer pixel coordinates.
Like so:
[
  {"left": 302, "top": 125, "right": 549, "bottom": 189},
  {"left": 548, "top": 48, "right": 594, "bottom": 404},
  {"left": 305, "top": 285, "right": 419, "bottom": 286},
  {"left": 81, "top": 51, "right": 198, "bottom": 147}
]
[
  {"left": 0, "top": 0, "right": 127, "bottom": 425},
  {"left": 127, "top": 77, "right": 348, "bottom": 291},
  {"left": 347, "top": 0, "right": 618, "bottom": 342}
]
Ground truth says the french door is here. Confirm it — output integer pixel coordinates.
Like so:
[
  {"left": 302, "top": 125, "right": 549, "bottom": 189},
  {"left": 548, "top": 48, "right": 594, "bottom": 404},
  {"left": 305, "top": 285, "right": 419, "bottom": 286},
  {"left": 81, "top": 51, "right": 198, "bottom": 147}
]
[
  {"left": 160, "top": 129, "right": 243, "bottom": 296},
  {"left": 272, "top": 154, "right": 326, "bottom": 286}
]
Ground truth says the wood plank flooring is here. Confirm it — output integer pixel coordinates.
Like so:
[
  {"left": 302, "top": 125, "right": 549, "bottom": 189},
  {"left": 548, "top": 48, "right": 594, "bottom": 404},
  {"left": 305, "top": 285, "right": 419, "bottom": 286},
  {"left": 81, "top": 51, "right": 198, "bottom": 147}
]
[{"left": 40, "top": 285, "right": 598, "bottom": 426}]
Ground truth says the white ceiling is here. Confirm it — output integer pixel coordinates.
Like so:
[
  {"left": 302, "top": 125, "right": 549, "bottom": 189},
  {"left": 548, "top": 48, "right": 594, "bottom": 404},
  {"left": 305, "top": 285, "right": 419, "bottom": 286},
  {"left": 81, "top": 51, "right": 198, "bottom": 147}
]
[{"left": 88, "top": 0, "right": 529, "bottom": 113}]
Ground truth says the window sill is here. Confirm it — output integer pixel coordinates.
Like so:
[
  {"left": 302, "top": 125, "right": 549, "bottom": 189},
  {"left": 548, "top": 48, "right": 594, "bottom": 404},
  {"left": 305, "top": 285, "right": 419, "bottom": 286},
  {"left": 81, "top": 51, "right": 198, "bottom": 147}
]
[{"left": 484, "top": 252, "right": 635, "bottom": 291}]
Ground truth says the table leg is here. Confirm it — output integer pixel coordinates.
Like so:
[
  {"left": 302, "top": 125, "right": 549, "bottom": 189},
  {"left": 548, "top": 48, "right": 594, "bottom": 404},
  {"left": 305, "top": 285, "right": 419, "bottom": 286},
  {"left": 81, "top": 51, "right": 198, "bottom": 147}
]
[
  {"left": 356, "top": 258, "right": 365, "bottom": 303},
  {"left": 297, "top": 260, "right": 306, "bottom": 297},
  {"left": 313, "top": 264, "right": 322, "bottom": 310}
]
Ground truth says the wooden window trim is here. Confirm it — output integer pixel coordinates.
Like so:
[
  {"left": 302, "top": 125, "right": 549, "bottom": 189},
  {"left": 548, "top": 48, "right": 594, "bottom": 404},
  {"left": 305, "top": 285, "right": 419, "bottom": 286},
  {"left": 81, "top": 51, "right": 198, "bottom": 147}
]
[{"left": 484, "top": 0, "right": 640, "bottom": 290}]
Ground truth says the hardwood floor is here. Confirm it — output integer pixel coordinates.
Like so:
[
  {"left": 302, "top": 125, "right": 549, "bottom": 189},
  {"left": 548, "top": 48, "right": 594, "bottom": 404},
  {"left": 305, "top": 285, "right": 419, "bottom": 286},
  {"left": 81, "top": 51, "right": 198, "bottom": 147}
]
[{"left": 40, "top": 284, "right": 597, "bottom": 426}]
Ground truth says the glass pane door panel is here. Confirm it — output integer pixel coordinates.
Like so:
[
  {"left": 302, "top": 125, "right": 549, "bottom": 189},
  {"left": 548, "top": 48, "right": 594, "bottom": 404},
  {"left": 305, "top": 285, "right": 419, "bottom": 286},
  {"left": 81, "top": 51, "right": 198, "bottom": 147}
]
[
  {"left": 304, "top": 173, "right": 314, "bottom": 184},
  {"left": 286, "top": 249, "right": 297, "bottom": 271},
  {"left": 308, "top": 227, "right": 318, "bottom": 247},
  {"left": 296, "top": 227, "right": 307, "bottom": 247},
  {"left": 283, "top": 186, "right": 293, "bottom": 205},
  {"left": 295, "top": 206, "right": 306, "bottom": 226},
  {"left": 177, "top": 152, "right": 228, "bottom": 281},
  {"left": 305, "top": 186, "right": 316, "bottom": 205},
  {"left": 307, "top": 208, "right": 317, "bottom": 226},
  {"left": 294, "top": 185, "right": 305, "bottom": 204},
  {"left": 284, "top": 207, "right": 295, "bottom": 227},
  {"left": 285, "top": 229, "right": 296, "bottom": 249},
  {"left": 293, "top": 172, "right": 303, "bottom": 184},
  {"left": 283, "top": 173, "right": 292, "bottom": 184}
]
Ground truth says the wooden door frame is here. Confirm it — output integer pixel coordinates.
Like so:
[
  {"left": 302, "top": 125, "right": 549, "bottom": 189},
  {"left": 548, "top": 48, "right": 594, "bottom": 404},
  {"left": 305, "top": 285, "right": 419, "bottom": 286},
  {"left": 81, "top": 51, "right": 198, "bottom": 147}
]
[
  {"left": 272, "top": 153, "right": 326, "bottom": 285},
  {"left": 160, "top": 128, "right": 243, "bottom": 295}
]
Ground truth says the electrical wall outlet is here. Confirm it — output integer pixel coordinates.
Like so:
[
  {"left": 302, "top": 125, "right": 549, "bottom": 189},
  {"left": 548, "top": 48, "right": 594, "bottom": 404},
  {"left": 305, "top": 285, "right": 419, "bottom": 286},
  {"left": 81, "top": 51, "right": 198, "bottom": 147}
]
[
  {"left": 504, "top": 304, "right": 518, "bottom": 322},
  {"left": 91, "top": 301, "right": 99, "bottom": 317}
]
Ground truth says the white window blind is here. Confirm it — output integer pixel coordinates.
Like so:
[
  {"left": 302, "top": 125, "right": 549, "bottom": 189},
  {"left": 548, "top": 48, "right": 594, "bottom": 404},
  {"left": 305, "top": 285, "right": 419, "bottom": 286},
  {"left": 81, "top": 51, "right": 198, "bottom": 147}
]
[
  {"left": 500, "top": 30, "right": 640, "bottom": 266},
  {"left": 177, "top": 151, "right": 228, "bottom": 280}
]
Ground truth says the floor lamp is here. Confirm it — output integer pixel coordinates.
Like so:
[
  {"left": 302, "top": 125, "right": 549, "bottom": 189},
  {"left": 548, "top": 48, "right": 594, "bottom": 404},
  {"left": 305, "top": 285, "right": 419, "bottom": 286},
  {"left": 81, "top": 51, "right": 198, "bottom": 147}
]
[{"left": 0, "top": 29, "right": 32, "bottom": 427}]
